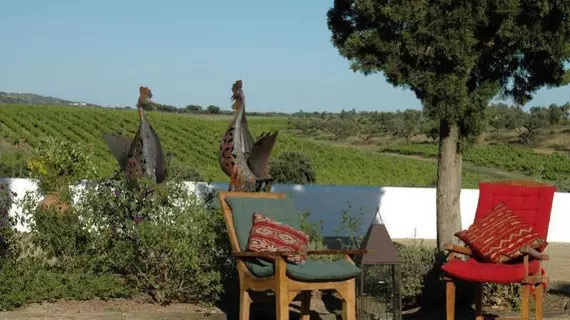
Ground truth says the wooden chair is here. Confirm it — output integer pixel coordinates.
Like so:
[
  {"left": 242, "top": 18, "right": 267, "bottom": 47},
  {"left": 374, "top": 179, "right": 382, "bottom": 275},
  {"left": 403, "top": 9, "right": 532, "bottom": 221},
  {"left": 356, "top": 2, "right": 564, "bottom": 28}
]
[
  {"left": 219, "top": 191, "right": 367, "bottom": 320},
  {"left": 441, "top": 180, "right": 556, "bottom": 320}
]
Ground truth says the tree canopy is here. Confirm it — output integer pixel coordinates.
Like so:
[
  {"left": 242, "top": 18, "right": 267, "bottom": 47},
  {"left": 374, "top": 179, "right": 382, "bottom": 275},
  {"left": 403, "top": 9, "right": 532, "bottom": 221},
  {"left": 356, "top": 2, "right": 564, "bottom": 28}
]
[
  {"left": 327, "top": 0, "right": 570, "bottom": 137},
  {"left": 327, "top": 0, "right": 570, "bottom": 250}
]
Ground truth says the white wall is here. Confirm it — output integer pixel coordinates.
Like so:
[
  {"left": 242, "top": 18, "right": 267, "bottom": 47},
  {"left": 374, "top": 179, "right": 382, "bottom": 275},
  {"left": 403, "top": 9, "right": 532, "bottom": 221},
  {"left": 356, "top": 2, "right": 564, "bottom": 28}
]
[{"left": 1, "top": 178, "right": 569, "bottom": 243}]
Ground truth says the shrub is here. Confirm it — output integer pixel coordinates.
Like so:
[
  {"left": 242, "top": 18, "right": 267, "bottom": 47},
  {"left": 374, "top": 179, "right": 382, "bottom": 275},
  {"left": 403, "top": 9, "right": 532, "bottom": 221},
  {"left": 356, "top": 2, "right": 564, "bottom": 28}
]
[
  {"left": 483, "top": 283, "right": 521, "bottom": 311},
  {"left": 166, "top": 154, "right": 204, "bottom": 182},
  {"left": 4, "top": 136, "right": 231, "bottom": 309},
  {"left": 0, "top": 259, "right": 134, "bottom": 310},
  {"left": 26, "top": 136, "right": 98, "bottom": 195},
  {"left": 0, "top": 145, "right": 31, "bottom": 178},
  {"left": 393, "top": 243, "right": 438, "bottom": 308},
  {"left": 269, "top": 152, "right": 316, "bottom": 184},
  {"left": 298, "top": 211, "right": 333, "bottom": 262},
  {"left": 74, "top": 177, "right": 229, "bottom": 305}
]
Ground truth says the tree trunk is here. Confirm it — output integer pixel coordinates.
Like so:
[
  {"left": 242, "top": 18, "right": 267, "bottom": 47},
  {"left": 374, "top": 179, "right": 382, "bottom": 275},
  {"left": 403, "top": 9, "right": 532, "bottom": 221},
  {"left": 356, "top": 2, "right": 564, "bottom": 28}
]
[{"left": 436, "top": 120, "right": 463, "bottom": 251}]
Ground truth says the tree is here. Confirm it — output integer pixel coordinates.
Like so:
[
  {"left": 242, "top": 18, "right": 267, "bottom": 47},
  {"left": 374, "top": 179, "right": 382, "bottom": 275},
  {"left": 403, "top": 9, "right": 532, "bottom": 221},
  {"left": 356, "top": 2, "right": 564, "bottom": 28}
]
[
  {"left": 185, "top": 105, "right": 202, "bottom": 113},
  {"left": 206, "top": 105, "right": 220, "bottom": 114},
  {"left": 328, "top": 0, "right": 570, "bottom": 251},
  {"left": 391, "top": 109, "right": 425, "bottom": 142},
  {"left": 355, "top": 115, "right": 380, "bottom": 143},
  {"left": 269, "top": 152, "right": 317, "bottom": 184},
  {"left": 512, "top": 106, "right": 549, "bottom": 144},
  {"left": 547, "top": 103, "right": 566, "bottom": 126},
  {"left": 487, "top": 103, "right": 513, "bottom": 131},
  {"left": 324, "top": 118, "right": 355, "bottom": 140},
  {"left": 288, "top": 117, "right": 323, "bottom": 136}
]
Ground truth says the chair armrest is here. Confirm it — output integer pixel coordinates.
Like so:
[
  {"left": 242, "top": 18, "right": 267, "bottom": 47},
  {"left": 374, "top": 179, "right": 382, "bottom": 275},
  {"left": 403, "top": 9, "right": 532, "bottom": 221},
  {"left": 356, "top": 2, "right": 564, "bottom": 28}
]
[
  {"left": 231, "top": 251, "right": 299, "bottom": 258},
  {"left": 307, "top": 249, "right": 369, "bottom": 255},
  {"left": 444, "top": 243, "right": 473, "bottom": 256},
  {"left": 520, "top": 246, "right": 549, "bottom": 261},
  {"left": 231, "top": 249, "right": 370, "bottom": 259}
]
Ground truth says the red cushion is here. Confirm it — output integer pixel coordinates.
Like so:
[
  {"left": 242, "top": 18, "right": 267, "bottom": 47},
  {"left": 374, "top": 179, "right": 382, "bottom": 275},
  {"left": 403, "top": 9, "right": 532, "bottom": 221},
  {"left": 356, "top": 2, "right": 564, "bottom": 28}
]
[
  {"left": 455, "top": 202, "right": 547, "bottom": 263},
  {"left": 246, "top": 212, "right": 309, "bottom": 264},
  {"left": 441, "top": 258, "right": 541, "bottom": 284}
]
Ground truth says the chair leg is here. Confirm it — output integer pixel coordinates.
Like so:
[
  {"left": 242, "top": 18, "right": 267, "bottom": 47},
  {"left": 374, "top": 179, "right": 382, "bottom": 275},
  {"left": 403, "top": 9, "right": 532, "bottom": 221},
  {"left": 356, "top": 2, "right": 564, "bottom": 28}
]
[
  {"left": 275, "top": 258, "right": 289, "bottom": 320},
  {"left": 446, "top": 280, "right": 456, "bottom": 320},
  {"left": 341, "top": 278, "right": 356, "bottom": 320},
  {"left": 239, "top": 289, "right": 251, "bottom": 320},
  {"left": 474, "top": 283, "right": 483, "bottom": 320},
  {"left": 521, "top": 284, "right": 530, "bottom": 320},
  {"left": 535, "top": 284, "right": 544, "bottom": 320},
  {"left": 300, "top": 290, "right": 311, "bottom": 320}
]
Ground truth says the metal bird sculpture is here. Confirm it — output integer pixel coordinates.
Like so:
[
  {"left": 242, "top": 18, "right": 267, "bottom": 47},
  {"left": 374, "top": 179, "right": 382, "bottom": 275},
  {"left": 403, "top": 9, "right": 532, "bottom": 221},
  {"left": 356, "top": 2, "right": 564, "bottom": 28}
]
[
  {"left": 219, "top": 80, "right": 279, "bottom": 192},
  {"left": 103, "top": 86, "right": 167, "bottom": 184}
]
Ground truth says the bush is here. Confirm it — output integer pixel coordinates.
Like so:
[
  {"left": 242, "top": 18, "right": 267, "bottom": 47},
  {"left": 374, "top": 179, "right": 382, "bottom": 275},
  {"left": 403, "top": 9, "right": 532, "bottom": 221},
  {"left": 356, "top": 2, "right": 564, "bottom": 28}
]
[
  {"left": 394, "top": 243, "right": 439, "bottom": 308},
  {"left": 0, "top": 145, "right": 31, "bottom": 178},
  {"left": 71, "top": 178, "right": 229, "bottom": 305},
  {"left": 0, "top": 259, "right": 134, "bottom": 310},
  {"left": 1, "top": 135, "right": 231, "bottom": 310},
  {"left": 26, "top": 136, "right": 98, "bottom": 195},
  {"left": 270, "top": 152, "right": 317, "bottom": 184}
]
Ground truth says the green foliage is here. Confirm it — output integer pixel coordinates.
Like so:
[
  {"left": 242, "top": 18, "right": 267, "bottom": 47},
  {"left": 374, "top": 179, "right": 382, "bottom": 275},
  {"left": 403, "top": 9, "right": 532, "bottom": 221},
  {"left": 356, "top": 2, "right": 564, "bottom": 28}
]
[
  {"left": 328, "top": 0, "right": 570, "bottom": 136},
  {"left": 73, "top": 178, "right": 229, "bottom": 305},
  {"left": 0, "top": 144, "right": 30, "bottom": 178},
  {"left": 324, "top": 118, "right": 356, "bottom": 140},
  {"left": 26, "top": 136, "right": 98, "bottom": 195},
  {"left": 483, "top": 283, "right": 521, "bottom": 311},
  {"left": 391, "top": 110, "right": 426, "bottom": 142},
  {"left": 393, "top": 243, "right": 438, "bottom": 309},
  {"left": 206, "top": 105, "right": 221, "bottom": 114},
  {"left": 297, "top": 211, "right": 333, "bottom": 262},
  {"left": 0, "top": 259, "right": 134, "bottom": 310},
  {"left": 287, "top": 117, "right": 323, "bottom": 135},
  {"left": 167, "top": 154, "right": 204, "bottom": 182},
  {"left": 383, "top": 142, "right": 570, "bottom": 190},
  {"left": 4, "top": 163, "right": 229, "bottom": 309},
  {"left": 0, "top": 105, "right": 496, "bottom": 188},
  {"left": 269, "top": 152, "right": 317, "bottom": 184}
]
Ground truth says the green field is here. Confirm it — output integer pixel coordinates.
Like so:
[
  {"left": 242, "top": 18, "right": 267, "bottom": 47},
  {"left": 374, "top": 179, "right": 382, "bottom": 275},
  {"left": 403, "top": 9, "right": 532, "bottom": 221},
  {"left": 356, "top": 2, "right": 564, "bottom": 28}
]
[
  {"left": 383, "top": 143, "right": 570, "bottom": 181},
  {"left": 0, "top": 105, "right": 502, "bottom": 188}
]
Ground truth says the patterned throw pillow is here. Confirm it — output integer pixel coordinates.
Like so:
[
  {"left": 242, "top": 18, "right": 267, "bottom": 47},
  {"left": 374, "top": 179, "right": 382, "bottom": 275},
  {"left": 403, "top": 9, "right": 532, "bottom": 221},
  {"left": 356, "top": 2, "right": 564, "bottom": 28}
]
[
  {"left": 455, "top": 202, "right": 547, "bottom": 263},
  {"left": 247, "top": 212, "right": 309, "bottom": 264}
]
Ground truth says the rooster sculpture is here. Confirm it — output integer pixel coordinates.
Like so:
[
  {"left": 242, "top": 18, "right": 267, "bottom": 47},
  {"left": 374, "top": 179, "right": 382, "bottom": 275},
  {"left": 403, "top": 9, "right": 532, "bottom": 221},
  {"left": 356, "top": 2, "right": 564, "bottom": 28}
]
[
  {"left": 103, "top": 86, "right": 167, "bottom": 184},
  {"left": 219, "top": 80, "right": 278, "bottom": 192}
]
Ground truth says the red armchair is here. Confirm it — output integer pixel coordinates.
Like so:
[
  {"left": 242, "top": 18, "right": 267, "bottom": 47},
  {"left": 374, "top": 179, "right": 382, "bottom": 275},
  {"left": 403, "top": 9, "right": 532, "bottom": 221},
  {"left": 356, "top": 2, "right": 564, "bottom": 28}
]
[{"left": 441, "top": 180, "right": 556, "bottom": 320}]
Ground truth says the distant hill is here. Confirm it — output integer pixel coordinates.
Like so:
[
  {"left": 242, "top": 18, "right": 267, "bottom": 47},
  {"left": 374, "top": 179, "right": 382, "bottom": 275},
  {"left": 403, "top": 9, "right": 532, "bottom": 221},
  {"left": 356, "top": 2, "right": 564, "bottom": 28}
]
[{"left": 0, "top": 92, "right": 100, "bottom": 107}]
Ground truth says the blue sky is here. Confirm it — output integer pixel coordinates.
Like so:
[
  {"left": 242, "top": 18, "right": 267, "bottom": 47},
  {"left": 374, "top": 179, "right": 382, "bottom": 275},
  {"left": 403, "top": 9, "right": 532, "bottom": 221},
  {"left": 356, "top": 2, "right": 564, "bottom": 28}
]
[{"left": 1, "top": 0, "right": 569, "bottom": 113}]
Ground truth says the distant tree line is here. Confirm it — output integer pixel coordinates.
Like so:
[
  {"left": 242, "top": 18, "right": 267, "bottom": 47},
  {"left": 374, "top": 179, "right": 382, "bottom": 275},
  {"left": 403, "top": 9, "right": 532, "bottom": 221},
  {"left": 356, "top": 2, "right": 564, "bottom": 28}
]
[
  {"left": 115, "top": 103, "right": 290, "bottom": 117},
  {"left": 288, "top": 103, "right": 570, "bottom": 145}
]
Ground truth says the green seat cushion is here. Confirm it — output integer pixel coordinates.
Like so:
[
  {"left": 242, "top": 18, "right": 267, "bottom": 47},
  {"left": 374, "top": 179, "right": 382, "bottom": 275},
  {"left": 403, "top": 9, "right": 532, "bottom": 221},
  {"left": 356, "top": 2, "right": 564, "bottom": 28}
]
[
  {"left": 224, "top": 196, "right": 301, "bottom": 251},
  {"left": 245, "top": 258, "right": 361, "bottom": 281}
]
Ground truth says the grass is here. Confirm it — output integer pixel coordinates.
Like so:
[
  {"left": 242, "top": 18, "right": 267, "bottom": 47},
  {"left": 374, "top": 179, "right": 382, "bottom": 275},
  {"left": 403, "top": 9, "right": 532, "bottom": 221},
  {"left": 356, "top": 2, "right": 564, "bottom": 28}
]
[{"left": 0, "top": 104, "right": 502, "bottom": 188}]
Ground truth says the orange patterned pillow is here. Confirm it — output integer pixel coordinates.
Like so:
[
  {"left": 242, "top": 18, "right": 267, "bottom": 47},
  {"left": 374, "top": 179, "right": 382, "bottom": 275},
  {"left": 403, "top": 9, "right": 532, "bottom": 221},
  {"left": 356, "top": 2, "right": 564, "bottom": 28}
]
[
  {"left": 455, "top": 202, "right": 547, "bottom": 263},
  {"left": 247, "top": 212, "right": 309, "bottom": 264}
]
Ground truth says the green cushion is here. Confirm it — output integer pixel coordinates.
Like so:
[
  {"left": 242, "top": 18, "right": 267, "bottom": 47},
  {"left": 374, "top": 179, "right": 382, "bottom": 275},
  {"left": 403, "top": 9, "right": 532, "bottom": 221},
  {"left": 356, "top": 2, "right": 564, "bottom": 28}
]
[
  {"left": 224, "top": 196, "right": 301, "bottom": 251},
  {"left": 245, "top": 258, "right": 361, "bottom": 281}
]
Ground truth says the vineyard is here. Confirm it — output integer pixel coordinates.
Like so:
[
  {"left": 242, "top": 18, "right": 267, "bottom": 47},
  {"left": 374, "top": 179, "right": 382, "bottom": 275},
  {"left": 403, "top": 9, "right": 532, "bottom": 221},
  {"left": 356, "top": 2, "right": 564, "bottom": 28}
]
[
  {"left": 383, "top": 142, "right": 570, "bottom": 189},
  {"left": 0, "top": 105, "right": 501, "bottom": 188}
]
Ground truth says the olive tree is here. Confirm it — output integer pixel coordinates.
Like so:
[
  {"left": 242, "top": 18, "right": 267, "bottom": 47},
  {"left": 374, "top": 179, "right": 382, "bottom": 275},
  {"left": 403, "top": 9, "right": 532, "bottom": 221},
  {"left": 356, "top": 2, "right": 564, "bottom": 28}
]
[{"left": 328, "top": 0, "right": 570, "bottom": 250}]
